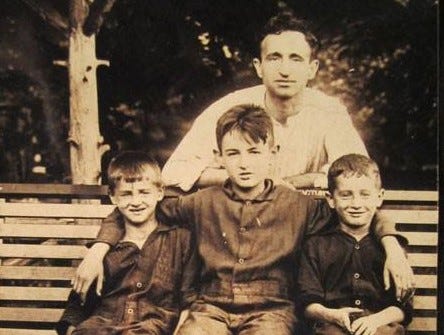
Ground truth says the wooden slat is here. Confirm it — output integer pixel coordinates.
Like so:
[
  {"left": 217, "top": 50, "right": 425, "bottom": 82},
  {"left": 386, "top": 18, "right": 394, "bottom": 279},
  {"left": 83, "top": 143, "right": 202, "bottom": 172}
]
[
  {"left": 0, "top": 203, "right": 115, "bottom": 218},
  {"left": 0, "top": 307, "right": 63, "bottom": 322},
  {"left": 380, "top": 209, "right": 438, "bottom": 224},
  {"left": 414, "top": 275, "right": 437, "bottom": 289},
  {"left": 412, "top": 296, "right": 437, "bottom": 310},
  {"left": 408, "top": 317, "right": 437, "bottom": 331},
  {"left": 0, "top": 244, "right": 87, "bottom": 259},
  {"left": 0, "top": 329, "right": 56, "bottom": 335},
  {"left": 399, "top": 232, "right": 438, "bottom": 246},
  {"left": 383, "top": 190, "right": 438, "bottom": 202},
  {"left": 0, "top": 266, "right": 75, "bottom": 280},
  {"left": 408, "top": 253, "right": 437, "bottom": 267},
  {"left": 0, "top": 224, "right": 100, "bottom": 239},
  {"left": 0, "top": 286, "right": 70, "bottom": 301},
  {"left": 0, "top": 183, "right": 108, "bottom": 197}
]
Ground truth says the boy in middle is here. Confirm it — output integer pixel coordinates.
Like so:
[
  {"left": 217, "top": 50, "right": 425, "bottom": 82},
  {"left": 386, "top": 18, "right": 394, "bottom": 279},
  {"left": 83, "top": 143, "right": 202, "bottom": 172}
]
[{"left": 77, "top": 105, "right": 411, "bottom": 334}]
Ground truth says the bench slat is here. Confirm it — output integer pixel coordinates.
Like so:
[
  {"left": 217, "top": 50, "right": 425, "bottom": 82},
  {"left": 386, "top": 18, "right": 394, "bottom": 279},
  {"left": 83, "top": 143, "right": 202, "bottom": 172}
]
[
  {"left": 0, "top": 224, "right": 100, "bottom": 239},
  {"left": 414, "top": 274, "right": 437, "bottom": 289},
  {"left": 383, "top": 190, "right": 438, "bottom": 202},
  {"left": 412, "top": 296, "right": 437, "bottom": 310},
  {"left": 408, "top": 253, "right": 437, "bottom": 267},
  {"left": 0, "top": 244, "right": 87, "bottom": 259},
  {"left": 399, "top": 232, "right": 438, "bottom": 246},
  {"left": 380, "top": 209, "right": 438, "bottom": 224},
  {"left": 0, "top": 307, "right": 63, "bottom": 322},
  {"left": 0, "top": 203, "right": 115, "bottom": 218},
  {"left": 408, "top": 317, "right": 437, "bottom": 331},
  {"left": 0, "top": 286, "right": 70, "bottom": 301},
  {"left": 0, "top": 329, "right": 56, "bottom": 335},
  {"left": 0, "top": 266, "right": 75, "bottom": 280}
]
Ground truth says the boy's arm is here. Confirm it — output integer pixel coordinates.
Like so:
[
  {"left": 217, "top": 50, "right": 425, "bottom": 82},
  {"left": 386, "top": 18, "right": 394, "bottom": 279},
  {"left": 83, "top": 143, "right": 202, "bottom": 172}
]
[
  {"left": 350, "top": 306, "right": 405, "bottom": 335},
  {"left": 373, "top": 211, "right": 415, "bottom": 300},
  {"left": 305, "top": 304, "right": 363, "bottom": 333},
  {"left": 72, "top": 209, "right": 124, "bottom": 300}
]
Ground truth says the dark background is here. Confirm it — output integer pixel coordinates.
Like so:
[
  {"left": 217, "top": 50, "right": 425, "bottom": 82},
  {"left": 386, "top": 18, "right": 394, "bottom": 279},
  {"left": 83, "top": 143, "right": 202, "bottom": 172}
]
[{"left": 0, "top": 0, "right": 438, "bottom": 189}]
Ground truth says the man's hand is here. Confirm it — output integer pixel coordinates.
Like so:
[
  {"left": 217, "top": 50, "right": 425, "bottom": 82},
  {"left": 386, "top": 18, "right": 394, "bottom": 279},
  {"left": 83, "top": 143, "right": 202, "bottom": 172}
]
[
  {"left": 351, "top": 315, "right": 381, "bottom": 335},
  {"left": 66, "top": 325, "right": 76, "bottom": 335},
  {"left": 325, "top": 307, "right": 364, "bottom": 332},
  {"left": 71, "top": 242, "right": 109, "bottom": 302},
  {"left": 381, "top": 236, "right": 415, "bottom": 300}
]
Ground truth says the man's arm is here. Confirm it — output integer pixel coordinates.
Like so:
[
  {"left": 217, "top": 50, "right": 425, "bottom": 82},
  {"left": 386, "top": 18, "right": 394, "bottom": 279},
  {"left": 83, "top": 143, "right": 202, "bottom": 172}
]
[
  {"left": 284, "top": 172, "right": 326, "bottom": 189},
  {"left": 195, "top": 167, "right": 228, "bottom": 188}
]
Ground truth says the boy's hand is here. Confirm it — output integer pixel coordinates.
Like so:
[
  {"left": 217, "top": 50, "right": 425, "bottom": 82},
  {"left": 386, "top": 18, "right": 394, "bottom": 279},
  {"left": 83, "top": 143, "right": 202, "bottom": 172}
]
[
  {"left": 326, "top": 307, "right": 363, "bottom": 332},
  {"left": 71, "top": 242, "right": 109, "bottom": 302},
  {"left": 382, "top": 243, "right": 415, "bottom": 300},
  {"left": 351, "top": 315, "right": 381, "bottom": 335}
]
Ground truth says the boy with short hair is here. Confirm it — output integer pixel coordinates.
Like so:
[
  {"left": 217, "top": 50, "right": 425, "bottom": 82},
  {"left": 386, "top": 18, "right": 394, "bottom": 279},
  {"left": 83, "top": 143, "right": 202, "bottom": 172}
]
[
  {"left": 56, "top": 151, "right": 198, "bottom": 335},
  {"left": 298, "top": 154, "right": 412, "bottom": 335},
  {"left": 77, "top": 106, "right": 410, "bottom": 334}
]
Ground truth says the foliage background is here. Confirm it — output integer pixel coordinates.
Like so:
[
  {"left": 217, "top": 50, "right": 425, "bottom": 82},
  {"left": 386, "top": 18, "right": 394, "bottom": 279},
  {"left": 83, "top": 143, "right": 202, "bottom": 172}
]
[{"left": 0, "top": 0, "right": 438, "bottom": 189}]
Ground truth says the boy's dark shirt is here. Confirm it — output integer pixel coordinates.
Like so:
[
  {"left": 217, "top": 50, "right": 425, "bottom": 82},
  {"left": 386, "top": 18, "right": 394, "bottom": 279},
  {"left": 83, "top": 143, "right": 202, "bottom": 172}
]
[
  {"left": 96, "top": 179, "right": 397, "bottom": 310},
  {"left": 57, "top": 212, "right": 198, "bottom": 335},
  {"left": 297, "top": 217, "right": 412, "bottom": 325}
]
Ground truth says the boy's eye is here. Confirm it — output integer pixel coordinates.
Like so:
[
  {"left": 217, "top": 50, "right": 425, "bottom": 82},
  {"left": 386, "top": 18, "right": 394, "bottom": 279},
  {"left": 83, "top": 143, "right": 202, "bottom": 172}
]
[{"left": 226, "top": 151, "right": 239, "bottom": 156}]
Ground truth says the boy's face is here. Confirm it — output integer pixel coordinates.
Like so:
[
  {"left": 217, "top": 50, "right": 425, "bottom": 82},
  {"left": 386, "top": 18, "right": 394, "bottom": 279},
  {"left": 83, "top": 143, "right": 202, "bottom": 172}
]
[
  {"left": 110, "top": 178, "right": 164, "bottom": 226},
  {"left": 219, "top": 130, "right": 275, "bottom": 192},
  {"left": 253, "top": 31, "right": 319, "bottom": 100},
  {"left": 327, "top": 174, "right": 384, "bottom": 228}
]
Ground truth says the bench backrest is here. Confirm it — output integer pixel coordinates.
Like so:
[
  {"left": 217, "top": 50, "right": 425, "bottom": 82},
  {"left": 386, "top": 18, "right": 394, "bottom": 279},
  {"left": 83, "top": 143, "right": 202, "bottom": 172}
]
[{"left": 0, "top": 184, "right": 439, "bottom": 335}]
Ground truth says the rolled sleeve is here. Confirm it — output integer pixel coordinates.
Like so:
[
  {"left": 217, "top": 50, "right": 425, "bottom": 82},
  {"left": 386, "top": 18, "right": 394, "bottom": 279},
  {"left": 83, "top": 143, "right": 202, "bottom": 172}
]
[{"left": 93, "top": 208, "right": 125, "bottom": 247}]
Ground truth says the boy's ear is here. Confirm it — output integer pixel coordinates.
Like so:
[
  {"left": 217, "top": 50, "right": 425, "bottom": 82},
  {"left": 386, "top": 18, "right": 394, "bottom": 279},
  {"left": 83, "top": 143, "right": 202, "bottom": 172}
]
[
  {"left": 376, "top": 188, "right": 385, "bottom": 207},
  {"left": 109, "top": 192, "right": 117, "bottom": 205},
  {"left": 325, "top": 191, "right": 336, "bottom": 209},
  {"left": 213, "top": 149, "right": 224, "bottom": 167},
  {"left": 271, "top": 144, "right": 279, "bottom": 154}
]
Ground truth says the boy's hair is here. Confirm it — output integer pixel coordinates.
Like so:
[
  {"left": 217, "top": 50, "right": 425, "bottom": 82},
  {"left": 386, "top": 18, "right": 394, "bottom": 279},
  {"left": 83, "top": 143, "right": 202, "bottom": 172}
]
[
  {"left": 107, "top": 151, "right": 163, "bottom": 194},
  {"left": 328, "top": 154, "right": 382, "bottom": 193},
  {"left": 216, "top": 104, "right": 274, "bottom": 152},
  {"left": 256, "top": 11, "right": 320, "bottom": 59}
]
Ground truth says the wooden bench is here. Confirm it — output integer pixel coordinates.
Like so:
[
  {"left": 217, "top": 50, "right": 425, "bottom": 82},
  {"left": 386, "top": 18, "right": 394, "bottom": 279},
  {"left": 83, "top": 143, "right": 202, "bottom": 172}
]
[{"left": 0, "top": 184, "right": 439, "bottom": 335}]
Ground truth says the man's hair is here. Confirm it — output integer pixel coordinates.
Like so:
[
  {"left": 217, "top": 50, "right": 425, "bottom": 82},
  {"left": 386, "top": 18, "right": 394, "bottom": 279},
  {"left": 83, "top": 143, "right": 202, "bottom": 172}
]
[
  {"left": 328, "top": 154, "right": 382, "bottom": 193},
  {"left": 216, "top": 104, "right": 274, "bottom": 152},
  {"left": 256, "top": 11, "right": 320, "bottom": 59},
  {"left": 107, "top": 150, "right": 163, "bottom": 194}
]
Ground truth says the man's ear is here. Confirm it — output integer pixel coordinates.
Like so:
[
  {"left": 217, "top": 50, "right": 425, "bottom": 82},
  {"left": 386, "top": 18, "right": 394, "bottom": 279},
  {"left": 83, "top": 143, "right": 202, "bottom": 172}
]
[
  {"left": 308, "top": 59, "right": 319, "bottom": 80},
  {"left": 325, "top": 191, "right": 336, "bottom": 209},
  {"left": 253, "top": 58, "right": 263, "bottom": 79},
  {"left": 376, "top": 188, "right": 385, "bottom": 207}
]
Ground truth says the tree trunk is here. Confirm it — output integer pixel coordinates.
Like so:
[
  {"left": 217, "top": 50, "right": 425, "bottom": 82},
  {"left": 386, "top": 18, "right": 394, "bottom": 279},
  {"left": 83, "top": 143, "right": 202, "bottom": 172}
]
[{"left": 68, "top": 0, "right": 109, "bottom": 185}]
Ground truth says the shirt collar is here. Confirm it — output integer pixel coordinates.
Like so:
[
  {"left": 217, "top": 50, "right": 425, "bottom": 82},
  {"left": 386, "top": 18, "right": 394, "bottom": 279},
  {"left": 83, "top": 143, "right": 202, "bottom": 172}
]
[{"left": 222, "top": 178, "right": 276, "bottom": 202}]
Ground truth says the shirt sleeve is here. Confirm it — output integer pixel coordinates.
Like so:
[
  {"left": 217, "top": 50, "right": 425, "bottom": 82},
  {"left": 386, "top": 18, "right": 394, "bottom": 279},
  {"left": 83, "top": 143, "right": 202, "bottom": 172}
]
[
  {"left": 324, "top": 103, "right": 368, "bottom": 163},
  {"left": 56, "top": 290, "right": 98, "bottom": 335},
  {"left": 93, "top": 208, "right": 124, "bottom": 247},
  {"left": 161, "top": 101, "right": 225, "bottom": 192},
  {"left": 297, "top": 239, "right": 325, "bottom": 311},
  {"left": 178, "top": 229, "right": 200, "bottom": 309}
]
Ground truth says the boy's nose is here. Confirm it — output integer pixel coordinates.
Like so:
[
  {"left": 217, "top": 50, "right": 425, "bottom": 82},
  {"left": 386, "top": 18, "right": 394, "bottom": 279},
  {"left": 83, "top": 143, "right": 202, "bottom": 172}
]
[{"left": 350, "top": 196, "right": 363, "bottom": 207}]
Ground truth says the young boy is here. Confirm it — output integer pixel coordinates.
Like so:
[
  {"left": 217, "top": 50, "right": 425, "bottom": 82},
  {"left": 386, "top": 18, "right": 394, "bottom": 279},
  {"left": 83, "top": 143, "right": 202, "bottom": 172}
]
[
  {"left": 56, "top": 152, "right": 198, "bottom": 335},
  {"left": 76, "top": 106, "right": 411, "bottom": 334},
  {"left": 298, "top": 154, "right": 412, "bottom": 335}
]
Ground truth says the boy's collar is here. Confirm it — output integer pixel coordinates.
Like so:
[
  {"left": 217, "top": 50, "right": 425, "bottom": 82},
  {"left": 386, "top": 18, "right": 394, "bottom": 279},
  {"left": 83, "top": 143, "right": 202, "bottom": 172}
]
[{"left": 222, "top": 178, "right": 276, "bottom": 202}]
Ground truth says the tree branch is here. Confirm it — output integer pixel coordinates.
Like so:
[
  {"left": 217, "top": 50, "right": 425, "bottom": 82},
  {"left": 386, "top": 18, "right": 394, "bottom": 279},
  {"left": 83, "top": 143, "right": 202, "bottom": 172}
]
[
  {"left": 83, "top": 0, "right": 118, "bottom": 36},
  {"left": 20, "top": 0, "right": 69, "bottom": 35}
]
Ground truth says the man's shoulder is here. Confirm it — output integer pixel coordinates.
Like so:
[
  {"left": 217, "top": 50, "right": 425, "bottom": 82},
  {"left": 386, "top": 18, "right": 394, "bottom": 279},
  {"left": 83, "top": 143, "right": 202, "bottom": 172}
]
[
  {"left": 303, "top": 87, "right": 347, "bottom": 114},
  {"left": 273, "top": 185, "right": 316, "bottom": 206},
  {"left": 203, "top": 85, "right": 266, "bottom": 111}
]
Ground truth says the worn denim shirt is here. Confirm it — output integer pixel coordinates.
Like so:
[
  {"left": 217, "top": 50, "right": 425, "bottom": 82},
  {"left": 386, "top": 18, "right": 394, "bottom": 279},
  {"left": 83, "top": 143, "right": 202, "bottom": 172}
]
[
  {"left": 298, "top": 222, "right": 412, "bottom": 325},
  {"left": 57, "top": 213, "right": 199, "bottom": 335},
  {"left": 96, "top": 180, "right": 397, "bottom": 311}
]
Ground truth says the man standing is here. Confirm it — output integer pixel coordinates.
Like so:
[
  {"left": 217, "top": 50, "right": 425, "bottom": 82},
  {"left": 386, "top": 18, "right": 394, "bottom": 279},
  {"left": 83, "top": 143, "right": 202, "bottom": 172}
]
[{"left": 162, "top": 12, "right": 367, "bottom": 191}]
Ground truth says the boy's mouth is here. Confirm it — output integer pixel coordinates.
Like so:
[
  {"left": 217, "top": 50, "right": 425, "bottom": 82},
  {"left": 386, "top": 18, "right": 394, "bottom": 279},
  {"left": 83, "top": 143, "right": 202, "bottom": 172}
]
[{"left": 239, "top": 172, "right": 253, "bottom": 180}]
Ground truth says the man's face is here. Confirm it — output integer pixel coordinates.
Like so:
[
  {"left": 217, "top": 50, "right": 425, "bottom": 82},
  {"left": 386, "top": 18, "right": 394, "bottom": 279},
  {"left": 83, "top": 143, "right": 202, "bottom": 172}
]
[
  {"left": 110, "top": 178, "right": 164, "bottom": 226},
  {"left": 253, "top": 31, "right": 318, "bottom": 99},
  {"left": 327, "top": 174, "right": 384, "bottom": 229},
  {"left": 219, "top": 130, "right": 275, "bottom": 193}
]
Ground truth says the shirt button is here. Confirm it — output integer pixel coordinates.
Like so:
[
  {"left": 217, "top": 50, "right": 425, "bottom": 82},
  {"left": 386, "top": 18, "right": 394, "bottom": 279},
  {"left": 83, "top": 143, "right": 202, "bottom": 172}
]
[
  {"left": 355, "top": 299, "right": 361, "bottom": 306},
  {"left": 136, "top": 282, "right": 143, "bottom": 288},
  {"left": 127, "top": 308, "right": 134, "bottom": 314},
  {"left": 355, "top": 244, "right": 360, "bottom": 250},
  {"left": 353, "top": 273, "right": 360, "bottom": 279},
  {"left": 240, "top": 227, "right": 246, "bottom": 233},
  {"left": 238, "top": 258, "right": 245, "bottom": 264}
]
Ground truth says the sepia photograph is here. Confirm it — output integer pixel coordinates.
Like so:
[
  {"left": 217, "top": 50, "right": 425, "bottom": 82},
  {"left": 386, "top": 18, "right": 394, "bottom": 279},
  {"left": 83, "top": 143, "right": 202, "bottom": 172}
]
[{"left": 0, "top": 1, "right": 439, "bottom": 334}]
